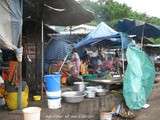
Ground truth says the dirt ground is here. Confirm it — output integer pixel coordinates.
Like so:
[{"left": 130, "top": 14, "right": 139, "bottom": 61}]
[
  {"left": 134, "top": 87, "right": 160, "bottom": 120},
  {"left": 0, "top": 84, "right": 160, "bottom": 120}
]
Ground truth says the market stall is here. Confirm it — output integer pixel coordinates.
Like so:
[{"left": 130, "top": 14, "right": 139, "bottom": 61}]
[
  {"left": 0, "top": 0, "right": 25, "bottom": 110},
  {"left": 72, "top": 22, "right": 129, "bottom": 85},
  {"left": 0, "top": 0, "right": 94, "bottom": 111}
]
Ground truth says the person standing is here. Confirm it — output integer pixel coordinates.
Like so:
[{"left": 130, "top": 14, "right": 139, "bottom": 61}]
[{"left": 71, "top": 48, "right": 81, "bottom": 79}]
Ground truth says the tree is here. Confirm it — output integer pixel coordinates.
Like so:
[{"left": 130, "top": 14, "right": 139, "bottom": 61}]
[{"left": 79, "top": 0, "right": 160, "bottom": 26}]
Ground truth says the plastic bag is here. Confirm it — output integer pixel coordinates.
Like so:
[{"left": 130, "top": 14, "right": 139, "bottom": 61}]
[
  {"left": 16, "top": 47, "right": 23, "bottom": 62},
  {"left": 123, "top": 44, "right": 155, "bottom": 110}
]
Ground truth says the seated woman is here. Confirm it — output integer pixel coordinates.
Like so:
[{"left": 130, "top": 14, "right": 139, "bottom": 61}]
[
  {"left": 103, "top": 56, "right": 114, "bottom": 71},
  {"left": 2, "top": 49, "right": 20, "bottom": 87},
  {"left": 88, "top": 56, "right": 98, "bottom": 74},
  {"left": 80, "top": 59, "right": 88, "bottom": 75}
]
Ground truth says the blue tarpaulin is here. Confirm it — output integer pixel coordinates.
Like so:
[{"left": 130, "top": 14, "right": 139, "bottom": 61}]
[
  {"left": 93, "top": 32, "right": 129, "bottom": 49},
  {"left": 116, "top": 18, "right": 160, "bottom": 38},
  {"left": 45, "top": 39, "right": 72, "bottom": 62},
  {"left": 75, "top": 22, "right": 129, "bottom": 48},
  {"left": 75, "top": 22, "right": 120, "bottom": 48}
]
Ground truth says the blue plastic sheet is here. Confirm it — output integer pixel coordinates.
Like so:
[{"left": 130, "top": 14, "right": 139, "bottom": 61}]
[{"left": 75, "top": 22, "right": 119, "bottom": 48}]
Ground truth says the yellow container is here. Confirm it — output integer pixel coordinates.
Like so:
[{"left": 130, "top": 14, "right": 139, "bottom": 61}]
[
  {"left": 33, "top": 95, "right": 41, "bottom": 101},
  {"left": 5, "top": 85, "right": 29, "bottom": 110}
]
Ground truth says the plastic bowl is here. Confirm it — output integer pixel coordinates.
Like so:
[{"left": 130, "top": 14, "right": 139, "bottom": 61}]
[{"left": 33, "top": 95, "right": 41, "bottom": 101}]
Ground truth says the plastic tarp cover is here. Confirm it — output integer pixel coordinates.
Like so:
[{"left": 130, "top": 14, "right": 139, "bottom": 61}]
[
  {"left": 116, "top": 18, "right": 160, "bottom": 38},
  {"left": 75, "top": 22, "right": 119, "bottom": 48},
  {"left": 96, "top": 32, "right": 129, "bottom": 49},
  {"left": 123, "top": 44, "right": 155, "bottom": 110},
  {"left": 0, "top": 0, "right": 22, "bottom": 50},
  {"left": 45, "top": 39, "right": 72, "bottom": 62}
]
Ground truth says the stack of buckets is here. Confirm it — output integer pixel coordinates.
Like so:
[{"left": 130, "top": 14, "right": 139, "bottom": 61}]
[{"left": 44, "top": 72, "right": 61, "bottom": 109}]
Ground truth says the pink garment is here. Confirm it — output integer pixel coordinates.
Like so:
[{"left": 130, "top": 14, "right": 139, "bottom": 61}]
[
  {"left": 103, "top": 60, "right": 113, "bottom": 70},
  {"left": 71, "top": 52, "right": 80, "bottom": 78}
]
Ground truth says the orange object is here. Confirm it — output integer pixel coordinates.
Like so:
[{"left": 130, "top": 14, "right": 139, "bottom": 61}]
[
  {"left": 80, "top": 62, "right": 88, "bottom": 75},
  {"left": 61, "top": 72, "right": 68, "bottom": 85},
  {"left": 2, "top": 61, "right": 19, "bottom": 86},
  {"left": 0, "top": 86, "right": 5, "bottom": 97}
]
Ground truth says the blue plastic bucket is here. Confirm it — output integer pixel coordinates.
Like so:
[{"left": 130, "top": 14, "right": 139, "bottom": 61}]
[{"left": 44, "top": 73, "right": 61, "bottom": 91}]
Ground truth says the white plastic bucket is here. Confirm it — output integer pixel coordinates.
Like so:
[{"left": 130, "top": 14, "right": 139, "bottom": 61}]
[
  {"left": 100, "top": 112, "right": 112, "bottom": 120},
  {"left": 46, "top": 90, "right": 61, "bottom": 98},
  {"left": 48, "top": 98, "right": 61, "bottom": 109},
  {"left": 23, "top": 107, "right": 41, "bottom": 120}
]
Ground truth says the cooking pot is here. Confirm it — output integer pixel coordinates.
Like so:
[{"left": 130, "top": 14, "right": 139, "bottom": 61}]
[{"left": 73, "top": 82, "right": 85, "bottom": 91}]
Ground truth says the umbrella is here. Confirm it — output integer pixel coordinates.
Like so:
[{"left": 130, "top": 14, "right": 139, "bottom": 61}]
[
  {"left": 24, "top": 0, "right": 94, "bottom": 26},
  {"left": 116, "top": 18, "right": 160, "bottom": 38}
]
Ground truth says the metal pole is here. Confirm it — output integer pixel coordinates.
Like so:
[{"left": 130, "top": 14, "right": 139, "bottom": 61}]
[
  {"left": 18, "top": 0, "right": 23, "bottom": 110},
  {"left": 141, "top": 25, "right": 145, "bottom": 49},
  {"left": 59, "top": 53, "right": 69, "bottom": 72},
  {"left": 41, "top": 20, "right": 44, "bottom": 101},
  {"left": 18, "top": 53, "right": 22, "bottom": 110},
  {"left": 121, "top": 33, "right": 125, "bottom": 75}
]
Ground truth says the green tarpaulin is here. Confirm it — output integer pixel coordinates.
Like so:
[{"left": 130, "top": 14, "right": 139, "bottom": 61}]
[{"left": 123, "top": 44, "right": 155, "bottom": 110}]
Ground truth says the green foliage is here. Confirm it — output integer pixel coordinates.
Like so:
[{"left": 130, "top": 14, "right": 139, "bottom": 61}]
[
  {"left": 79, "top": 0, "right": 160, "bottom": 43},
  {"left": 80, "top": 0, "right": 160, "bottom": 26},
  {"left": 150, "top": 38, "right": 160, "bottom": 44}
]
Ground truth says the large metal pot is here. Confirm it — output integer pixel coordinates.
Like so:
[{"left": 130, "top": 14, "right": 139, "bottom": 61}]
[
  {"left": 73, "top": 82, "right": 85, "bottom": 91},
  {"left": 62, "top": 91, "right": 86, "bottom": 103}
]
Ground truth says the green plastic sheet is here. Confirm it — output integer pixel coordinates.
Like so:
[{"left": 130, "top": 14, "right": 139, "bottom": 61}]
[{"left": 123, "top": 44, "right": 155, "bottom": 110}]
